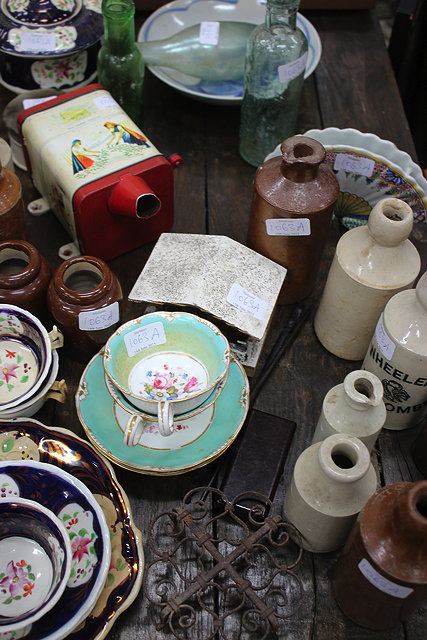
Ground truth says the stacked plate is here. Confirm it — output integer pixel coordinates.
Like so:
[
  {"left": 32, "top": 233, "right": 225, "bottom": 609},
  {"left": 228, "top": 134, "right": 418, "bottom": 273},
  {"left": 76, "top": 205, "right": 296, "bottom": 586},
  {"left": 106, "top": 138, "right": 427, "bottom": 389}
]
[
  {"left": 76, "top": 311, "right": 250, "bottom": 475},
  {"left": 0, "top": 305, "right": 64, "bottom": 420},
  {"left": 0, "top": 417, "right": 144, "bottom": 640}
]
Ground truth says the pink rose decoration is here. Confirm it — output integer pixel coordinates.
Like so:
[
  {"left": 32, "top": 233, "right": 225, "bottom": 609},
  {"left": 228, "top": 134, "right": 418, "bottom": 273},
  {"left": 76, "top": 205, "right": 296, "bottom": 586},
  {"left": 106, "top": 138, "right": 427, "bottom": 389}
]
[
  {"left": 183, "top": 376, "right": 199, "bottom": 393},
  {"left": 153, "top": 374, "right": 173, "bottom": 389}
]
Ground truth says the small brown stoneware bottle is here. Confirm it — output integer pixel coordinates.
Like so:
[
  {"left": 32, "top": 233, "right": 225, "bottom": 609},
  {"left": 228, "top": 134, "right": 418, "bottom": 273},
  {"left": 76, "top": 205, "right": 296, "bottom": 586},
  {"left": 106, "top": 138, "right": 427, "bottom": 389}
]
[
  {"left": 332, "top": 480, "right": 427, "bottom": 630},
  {"left": 0, "top": 160, "right": 25, "bottom": 241},
  {"left": 247, "top": 135, "right": 339, "bottom": 304},
  {"left": 48, "top": 255, "right": 123, "bottom": 363},
  {"left": 0, "top": 239, "right": 51, "bottom": 322}
]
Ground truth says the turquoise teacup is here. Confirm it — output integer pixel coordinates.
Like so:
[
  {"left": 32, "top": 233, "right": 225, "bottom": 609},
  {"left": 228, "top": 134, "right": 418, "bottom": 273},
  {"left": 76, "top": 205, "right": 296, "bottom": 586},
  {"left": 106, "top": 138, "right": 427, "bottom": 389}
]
[{"left": 103, "top": 311, "right": 230, "bottom": 437}]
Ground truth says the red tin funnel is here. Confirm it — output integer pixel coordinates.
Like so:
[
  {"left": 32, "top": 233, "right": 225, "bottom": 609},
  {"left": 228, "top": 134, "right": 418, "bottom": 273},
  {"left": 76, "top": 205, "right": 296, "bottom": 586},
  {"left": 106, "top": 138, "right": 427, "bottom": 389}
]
[{"left": 108, "top": 174, "right": 160, "bottom": 219}]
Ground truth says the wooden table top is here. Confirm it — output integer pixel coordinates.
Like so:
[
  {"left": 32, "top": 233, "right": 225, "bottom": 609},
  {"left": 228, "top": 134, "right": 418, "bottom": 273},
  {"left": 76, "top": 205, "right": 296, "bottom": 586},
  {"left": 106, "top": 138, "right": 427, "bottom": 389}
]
[{"left": 1, "top": 7, "right": 426, "bottom": 640}]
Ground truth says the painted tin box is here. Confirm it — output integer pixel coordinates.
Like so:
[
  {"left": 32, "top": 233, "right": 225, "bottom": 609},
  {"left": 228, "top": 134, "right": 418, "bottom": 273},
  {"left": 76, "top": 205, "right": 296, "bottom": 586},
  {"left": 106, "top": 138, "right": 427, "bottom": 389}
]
[{"left": 18, "top": 84, "right": 177, "bottom": 261}]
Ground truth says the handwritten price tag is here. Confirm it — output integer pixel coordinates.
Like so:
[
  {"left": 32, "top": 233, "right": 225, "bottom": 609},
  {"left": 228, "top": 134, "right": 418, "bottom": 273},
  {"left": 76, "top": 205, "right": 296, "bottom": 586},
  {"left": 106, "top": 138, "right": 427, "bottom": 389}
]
[
  {"left": 227, "top": 283, "right": 268, "bottom": 321},
  {"left": 358, "top": 559, "right": 413, "bottom": 599},
  {"left": 199, "top": 21, "right": 220, "bottom": 45},
  {"left": 334, "top": 153, "right": 375, "bottom": 177},
  {"left": 124, "top": 321, "right": 166, "bottom": 357},
  {"left": 278, "top": 52, "right": 308, "bottom": 83},
  {"left": 79, "top": 302, "right": 119, "bottom": 331},
  {"left": 21, "top": 31, "right": 57, "bottom": 52},
  {"left": 375, "top": 314, "right": 395, "bottom": 360},
  {"left": 93, "top": 95, "right": 118, "bottom": 110},
  {"left": 266, "top": 218, "right": 311, "bottom": 236}
]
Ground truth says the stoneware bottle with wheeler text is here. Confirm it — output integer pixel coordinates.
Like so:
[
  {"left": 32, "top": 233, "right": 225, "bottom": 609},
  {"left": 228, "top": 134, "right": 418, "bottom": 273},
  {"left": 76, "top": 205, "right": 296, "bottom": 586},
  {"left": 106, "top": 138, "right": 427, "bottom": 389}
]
[{"left": 362, "top": 270, "right": 427, "bottom": 430}]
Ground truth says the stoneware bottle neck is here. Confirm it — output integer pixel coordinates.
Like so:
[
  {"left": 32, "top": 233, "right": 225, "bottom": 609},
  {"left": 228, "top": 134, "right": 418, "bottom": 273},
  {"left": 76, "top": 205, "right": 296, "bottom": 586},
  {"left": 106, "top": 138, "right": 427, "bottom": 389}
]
[
  {"left": 343, "top": 370, "right": 383, "bottom": 412},
  {"left": 318, "top": 434, "right": 371, "bottom": 484},
  {"left": 53, "top": 256, "right": 114, "bottom": 306},
  {"left": 280, "top": 135, "right": 323, "bottom": 183},
  {"left": 393, "top": 481, "right": 427, "bottom": 547},
  {"left": 367, "top": 197, "right": 413, "bottom": 247}
]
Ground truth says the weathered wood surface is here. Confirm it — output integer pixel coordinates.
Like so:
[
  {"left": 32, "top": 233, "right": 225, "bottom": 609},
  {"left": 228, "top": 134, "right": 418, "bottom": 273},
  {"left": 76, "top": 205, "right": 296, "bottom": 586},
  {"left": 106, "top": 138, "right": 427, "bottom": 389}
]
[{"left": 1, "top": 7, "right": 426, "bottom": 640}]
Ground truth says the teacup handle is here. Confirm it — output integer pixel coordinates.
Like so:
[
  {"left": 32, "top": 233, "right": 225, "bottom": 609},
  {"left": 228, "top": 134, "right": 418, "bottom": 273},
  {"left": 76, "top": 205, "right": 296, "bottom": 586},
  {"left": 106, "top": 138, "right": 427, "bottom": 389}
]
[
  {"left": 157, "top": 401, "right": 174, "bottom": 437},
  {"left": 49, "top": 325, "right": 64, "bottom": 350},
  {"left": 123, "top": 415, "right": 147, "bottom": 447}
]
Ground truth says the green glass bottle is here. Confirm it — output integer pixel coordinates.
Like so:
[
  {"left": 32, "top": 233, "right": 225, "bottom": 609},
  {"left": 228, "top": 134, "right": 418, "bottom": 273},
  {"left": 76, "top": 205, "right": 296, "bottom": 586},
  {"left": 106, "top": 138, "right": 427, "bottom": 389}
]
[
  {"left": 97, "top": 0, "right": 144, "bottom": 126},
  {"left": 239, "top": 0, "right": 308, "bottom": 167}
]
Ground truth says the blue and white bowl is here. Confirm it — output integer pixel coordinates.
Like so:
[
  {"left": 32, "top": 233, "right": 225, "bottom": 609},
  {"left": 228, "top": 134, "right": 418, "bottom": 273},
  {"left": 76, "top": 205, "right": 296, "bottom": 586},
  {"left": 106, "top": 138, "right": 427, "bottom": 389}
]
[
  {"left": 0, "top": 459, "right": 111, "bottom": 640},
  {"left": 137, "top": 0, "right": 322, "bottom": 104}
]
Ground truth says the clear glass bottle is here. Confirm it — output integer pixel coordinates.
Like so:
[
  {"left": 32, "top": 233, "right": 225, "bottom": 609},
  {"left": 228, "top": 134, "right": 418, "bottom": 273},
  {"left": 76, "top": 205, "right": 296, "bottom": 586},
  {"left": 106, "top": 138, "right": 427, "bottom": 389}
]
[
  {"left": 97, "top": 0, "right": 144, "bottom": 126},
  {"left": 137, "top": 22, "right": 255, "bottom": 82},
  {"left": 239, "top": 0, "right": 308, "bottom": 167}
]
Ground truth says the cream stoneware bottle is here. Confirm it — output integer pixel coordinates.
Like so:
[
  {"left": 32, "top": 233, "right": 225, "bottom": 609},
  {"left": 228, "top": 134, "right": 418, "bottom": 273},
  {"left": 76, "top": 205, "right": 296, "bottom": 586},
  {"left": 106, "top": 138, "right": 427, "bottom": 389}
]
[
  {"left": 283, "top": 433, "right": 377, "bottom": 553},
  {"left": 312, "top": 370, "right": 386, "bottom": 452},
  {"left": 362, "top": 270, "right": 427, "bottom": 430},
  {"left": 314, "top": 197, "right": 421, "bottom": 360}
]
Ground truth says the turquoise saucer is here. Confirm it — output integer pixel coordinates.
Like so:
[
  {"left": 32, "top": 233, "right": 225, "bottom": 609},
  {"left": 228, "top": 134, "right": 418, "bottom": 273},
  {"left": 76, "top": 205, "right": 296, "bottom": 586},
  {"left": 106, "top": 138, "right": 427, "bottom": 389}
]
[{"left": 76, "top": 351, "right": 249, "bottom": 475}]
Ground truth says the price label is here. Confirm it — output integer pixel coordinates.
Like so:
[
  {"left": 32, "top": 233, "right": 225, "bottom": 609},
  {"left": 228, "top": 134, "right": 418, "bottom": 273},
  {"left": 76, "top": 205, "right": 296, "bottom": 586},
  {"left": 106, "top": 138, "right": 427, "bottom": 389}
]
[
  {"left": 199, "top": 21, "right": 220, "bottom": 45},
  {"left": 278, "top": 52, "right": 308, "bottom": 83},
  {"left": 375, "top": 313, "right": 396, "bottom": 360},
  {"left": 227, "top": 283, "right": 268, "bottom": 321},
  {"left": 266, "top": 218, "right": 311, "bottom": 236},
  {"left": 334, "top": 153, "right": 375, "bottom": 177},
  {"left": 124, "top": 321, "right": 166, "bottom": 357},
  {"left": 93, "top": 95, "right": 118, "bottom": 110},
  {"left": 20, "top": 31, "right": 57, "bottom": 52},
  {"left": 22, "top": 96, "right": 56, "bottom": 110},
  {"left": 79, "top": 302, "right": 119, "bottom": 331},
  {"left": 358, "top": 559, "right": 413, "bottom": 599}
]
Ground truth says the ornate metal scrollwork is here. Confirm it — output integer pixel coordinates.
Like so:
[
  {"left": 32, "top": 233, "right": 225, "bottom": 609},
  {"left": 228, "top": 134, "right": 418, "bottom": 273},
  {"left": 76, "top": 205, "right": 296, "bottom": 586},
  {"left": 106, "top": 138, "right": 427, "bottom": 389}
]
[{"left": 144, "top": 487, "right": 303, "bottom": 639}]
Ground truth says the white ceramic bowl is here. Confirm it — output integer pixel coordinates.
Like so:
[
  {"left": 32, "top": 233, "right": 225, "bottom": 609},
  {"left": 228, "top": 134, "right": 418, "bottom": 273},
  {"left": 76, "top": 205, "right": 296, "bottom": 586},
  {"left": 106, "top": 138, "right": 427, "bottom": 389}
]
[
  {"left": 137, "top": 0, "right": 322, "bottom": 105},
  {"left": 265, "top": 128, "right": 427, "bottom": 227},
  {"left": 0, "top": 497, "right": 72, "bottom": 633},
  {"left": 0, "top": 304, "right": 53, "bottom": 412},
  {"left": 0, "top": 349, "right": 60, "bottom": 420}
]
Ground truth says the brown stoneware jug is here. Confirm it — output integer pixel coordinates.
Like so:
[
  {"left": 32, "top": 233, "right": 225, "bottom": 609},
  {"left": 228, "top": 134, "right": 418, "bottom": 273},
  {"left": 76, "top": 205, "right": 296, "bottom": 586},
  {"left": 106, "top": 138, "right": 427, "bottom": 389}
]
[
  {"left": 0, "top": 239, "right": 51, "bottom": 322},
  {"left": 247, "top": 135, "right": 339, "bottom": 304},
  {"left": 48, "top": 255, "right": 123, "bottom": 362},
  {"left": 0, "top": 160, "right": 25, "bottom": 241},
  {"left": 332, "top": 480, "right": 427, "bottom": 630}
]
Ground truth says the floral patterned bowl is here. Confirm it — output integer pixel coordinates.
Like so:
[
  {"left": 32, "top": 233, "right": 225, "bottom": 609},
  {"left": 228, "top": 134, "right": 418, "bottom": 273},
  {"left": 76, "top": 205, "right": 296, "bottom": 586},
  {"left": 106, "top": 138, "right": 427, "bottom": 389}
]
[
  {"left": 0, "top": 0, "right": 103, "bottom": 93},
  {"left": 0, "top": 497, "right": 72, "bottom": 633},
  {"left": 265, "top": 128, "right": 427, "bottom": 229},
  {"left": 103, "top": 311, "right": 230, "bottom": 437},
  {"left": 0, "top": 459, "right": 111, "bottom": 640},
  {"left": 0, "top": 304, "right": 53, "bottom": 412}
]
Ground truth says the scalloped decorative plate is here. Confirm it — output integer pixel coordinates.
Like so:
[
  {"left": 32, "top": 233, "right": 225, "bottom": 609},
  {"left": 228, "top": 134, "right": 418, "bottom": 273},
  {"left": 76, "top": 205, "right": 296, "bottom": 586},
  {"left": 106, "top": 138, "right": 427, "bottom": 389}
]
[{"left": 265, "top": 127, "right": 427, "bottom": 224}]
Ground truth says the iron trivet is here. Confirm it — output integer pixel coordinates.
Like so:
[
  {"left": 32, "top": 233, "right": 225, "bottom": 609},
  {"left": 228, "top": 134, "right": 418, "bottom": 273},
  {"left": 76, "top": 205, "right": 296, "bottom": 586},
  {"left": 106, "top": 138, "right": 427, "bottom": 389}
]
[{"left": 144, "top": 487, "right": 303, "bottom": 639}]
